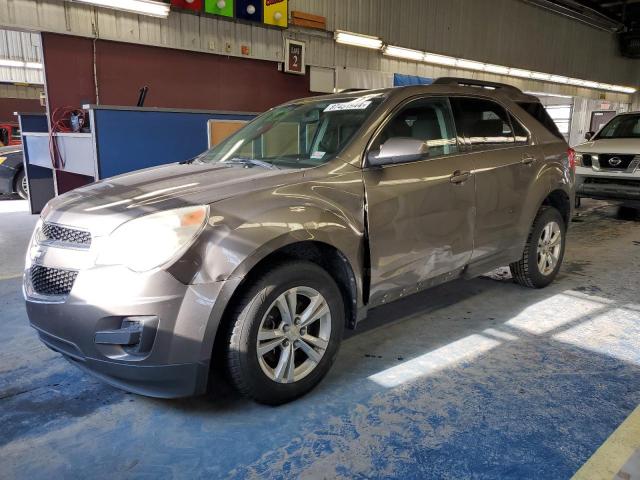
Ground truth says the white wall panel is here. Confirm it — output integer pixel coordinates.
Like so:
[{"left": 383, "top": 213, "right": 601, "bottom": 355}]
[
  {"left": 0, "top": 0, "right": 635, "bottom": 100},
  {"left": 289, "top": 0, "right": 638, "bottom": 86},
  {"left": 0, "top": 28, "right": 44, "bottom": 84}
]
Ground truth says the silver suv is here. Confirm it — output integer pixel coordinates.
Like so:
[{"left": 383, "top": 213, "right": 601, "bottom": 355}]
[
  {"left": 24, "top": 78, "right": 574, "bottom": 404},
  {"left": 574, "top": 112, "right": 640, "bottom": 208}
]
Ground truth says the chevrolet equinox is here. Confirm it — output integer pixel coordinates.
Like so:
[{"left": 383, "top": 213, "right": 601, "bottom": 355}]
[{"left": 24, "top": 78, "right": 575, "bottom": 404}]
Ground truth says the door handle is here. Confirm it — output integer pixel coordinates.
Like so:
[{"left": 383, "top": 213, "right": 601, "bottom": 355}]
[
  {"left": 450, "top": 170, "right": 471, "bottom": 184},
  {"left": 521, "top": 154, "right": 536, "bottom": 166}
]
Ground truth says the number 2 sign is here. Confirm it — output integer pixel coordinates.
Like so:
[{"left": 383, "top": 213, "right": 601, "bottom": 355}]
[{"left": 284, "top": 39, "right": 306, "bottom": 75}]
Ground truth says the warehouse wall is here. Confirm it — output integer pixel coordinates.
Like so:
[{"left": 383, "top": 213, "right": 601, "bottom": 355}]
[
  {"left": 569, "top": 97, "right": 631, "bottom": 147},
  {"left": 0, "top": 97, "right": 44, "bottom": 122},
  {"left": 41, "top": 33, "right": 310, "bottom": 115},
  {"left": 0, "top": 29, "right": 44, "bottom": 85},
  {"left": 292, "top": 0, "right": 638, "bottom": 86},
  {"left": 0, "top": 0, "right": 637, "bottom": 99}
]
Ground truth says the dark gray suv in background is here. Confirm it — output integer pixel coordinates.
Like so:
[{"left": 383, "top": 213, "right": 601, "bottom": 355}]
[{"left": 24, "top": 78, "right": 574, "bottom": 404}]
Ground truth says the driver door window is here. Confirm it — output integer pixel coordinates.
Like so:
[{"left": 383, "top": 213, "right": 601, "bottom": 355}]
[{"left": 370, "top": 97, "right": 459, "bottom": 162}]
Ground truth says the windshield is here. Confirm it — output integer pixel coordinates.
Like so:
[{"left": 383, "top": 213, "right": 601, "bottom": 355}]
[
  {"left": 196, "top": 93, "right": 385, "bottom": 168},
  {"left": 596, "top": 114, "right": 640, "bottom": 140}
]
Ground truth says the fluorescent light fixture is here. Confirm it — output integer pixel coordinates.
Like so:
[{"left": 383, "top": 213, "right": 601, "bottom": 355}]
[
  {"left": 70, "top": 0, "right": 170, "bottom": 18},
  {"left": 334, "top": 30, "right": 383, "bottom": 50},
  {"left": 424, "top": 53, "right": 457, "bottom": 66},
  {"left": 525, "top": 91, "right": 572, "bottom": 99},
  {"left": 509, "top": 68, "right": 532, "bottom": 78},
  {"left": 332, "top": 33, "right": 638, "bottom": 94},
  {"left": 567, "top": 78, "right": 586, "bottom": 86},
  {"left": 0, "top": 59, "right": 43, "bottom": 69},
  {"left": 549, "top": 75, "right": 569, "bottom": 84},
  {"left": 0, "top": 59, "right": 26, "bottom": 68},
  {"left": 485, "top": 64, "right": 509, "bottom": 75},
  {"left": 531, "top": 71, "right": 551, "bottom": 81},
  {"left": 383, "top": 45, "right": 425, "bottom": 61},
  {"left": 456, "top": 59, "right": 485, "bottom": 71}
]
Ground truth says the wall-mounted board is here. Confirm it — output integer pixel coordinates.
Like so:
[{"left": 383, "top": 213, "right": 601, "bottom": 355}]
[
  {"left": 204, "top": 0, "right": 234, "bottom": 17},
  {"left": 236, "top": 0, "right": 263, "bottom": 22},
  {"left": 171, "top": 0, "right": 203, "bottom": 12},
  {"left": 208, "top": 119, "right": 248, "bottom": 147},
  {"left": 263, "top": 0, "right": 288, "bottom": 27}
]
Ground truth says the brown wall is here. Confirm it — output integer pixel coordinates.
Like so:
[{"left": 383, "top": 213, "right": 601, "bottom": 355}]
[
  {"left": 42, "top": 34, "right": 97, "bottom": 117},
  {"left": 41, "top": 33, "right": 311, "bottom": 115},
  {"left": 0, "top": 97, "right": 45, "bottom": 123}
]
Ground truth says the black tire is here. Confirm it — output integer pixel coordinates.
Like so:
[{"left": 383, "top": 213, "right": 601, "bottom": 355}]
[
  {"left": 14, "top": 169, "right": 28, "bottom": 200},
  {"left": 510, "top": 206, "right": 566, "bottom": 289},
  {"left": 225, "top": 261, "right": 345, "bottom": 405}
]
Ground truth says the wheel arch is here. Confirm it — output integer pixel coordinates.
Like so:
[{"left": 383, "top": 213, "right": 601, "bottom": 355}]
[
  {"left": 204, "top": 237, "right": 361, "bottom": 384},
  {"left": 541, "top": 188, "right": 572, "bottom": 228},
  {"left": 224, "top": 239, "right": 359, "bottom": 330}
]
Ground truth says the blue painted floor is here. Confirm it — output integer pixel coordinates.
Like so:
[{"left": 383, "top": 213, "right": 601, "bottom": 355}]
[{"left": 1, "top": 199, "right": 639, "bottom": 479}]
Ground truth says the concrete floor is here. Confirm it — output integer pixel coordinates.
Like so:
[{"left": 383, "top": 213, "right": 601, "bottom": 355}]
[{"left": 0, "top": 197, "right": 639, "bottom": 479}]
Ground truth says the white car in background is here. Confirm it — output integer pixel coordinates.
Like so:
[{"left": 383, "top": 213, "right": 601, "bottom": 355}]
[{"left": 574, "top": 112, "right": 640, "bottom": 209}]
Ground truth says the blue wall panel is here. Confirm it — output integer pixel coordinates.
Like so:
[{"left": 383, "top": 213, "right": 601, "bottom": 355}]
[
  {"left": 393, "top": 73, "right": 433, "bottom": 86},
  {"left": 20, "top": 113, "right": 48, "bottom": 133},
  {"left": 94, "top": 110, "right": 254, "bottom": 179}
]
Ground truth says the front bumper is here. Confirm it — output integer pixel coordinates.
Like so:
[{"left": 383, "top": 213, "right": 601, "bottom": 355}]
[
  {"left": 0, "top": 163, "right": 15, "bottom": 194},
  {"left": 575, "top": 166, "right": 640, "bottom": 203},
  {"left": 25, "top": 265, "right": 228, "bottom": 398}
]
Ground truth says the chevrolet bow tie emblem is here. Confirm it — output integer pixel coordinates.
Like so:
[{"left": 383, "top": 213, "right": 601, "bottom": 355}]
[{"left": 608, "top": 157, "right": 623, "bottom": 167}]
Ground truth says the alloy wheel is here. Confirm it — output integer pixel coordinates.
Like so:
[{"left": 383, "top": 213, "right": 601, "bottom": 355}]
[
  {"left": 256, "top": 287, "right": 331, "bottom": 384},
  {"left": 536, "top": 221, "right": 562, "bottom": 276}
]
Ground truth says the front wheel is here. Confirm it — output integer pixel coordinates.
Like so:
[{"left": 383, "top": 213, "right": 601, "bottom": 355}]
[
  {"left": 15, "top": 169, "right": 28, "bottom": 200},
  {"left": 510, "top": 206, "right": 566, "bottom": 288},
  {"left": 225, "top": 261, "right": 344, "bottom": 405}
]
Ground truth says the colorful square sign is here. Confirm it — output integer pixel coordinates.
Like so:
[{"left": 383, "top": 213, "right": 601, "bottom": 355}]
[
  {"left": 235, "top": 0, "right": 263, "bottom": 22},
  {"left": 171, "top": 0, "right": 203, "bottom": 12},
  {"left": 263, "top": 0, "right": 287, "bottom": 27},
  {"left": 204, "top": 0, "right": 234, "bottom": 17}
]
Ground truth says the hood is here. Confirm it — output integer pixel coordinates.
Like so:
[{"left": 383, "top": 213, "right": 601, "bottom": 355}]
[
  {"left": 44, "top": 162, "right": 303, "bottom": 235},
  {"left": 574, "top": 138, "right": 640, "bottom": 155}
]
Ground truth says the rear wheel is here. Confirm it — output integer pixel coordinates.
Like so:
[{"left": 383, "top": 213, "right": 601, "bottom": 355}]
[
  {"left": 510, "top": 206, "right": 566, "bottom": 288},
  {"left": 14, "top": 169, "right": 28, "bottom": 200},
  {"left": 225, "top": 261, "right": 344, "bottom": 405}
]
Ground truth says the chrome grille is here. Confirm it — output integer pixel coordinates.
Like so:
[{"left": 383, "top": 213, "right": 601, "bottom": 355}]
[
  {"left": 30, "top": 265, "right": 78, "bottom": 296},
  {"left": 41, "top": 222, "right": 91, "bottom": 247},
  {"left": 596, "top": 154, "right": 636, "bottom": 171}
]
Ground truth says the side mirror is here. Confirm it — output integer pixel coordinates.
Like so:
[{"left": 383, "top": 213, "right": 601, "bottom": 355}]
[
  {"left": 585, "top": 131, "right": 594, "bottom": 141},
  {"left": 367, "top": 137, "right": 428, "bottom": 167}
]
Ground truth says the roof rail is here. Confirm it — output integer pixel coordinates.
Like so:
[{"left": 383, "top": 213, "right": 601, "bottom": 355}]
[{"left": 433, "top": 77, "right": 524, "bottom": 94}]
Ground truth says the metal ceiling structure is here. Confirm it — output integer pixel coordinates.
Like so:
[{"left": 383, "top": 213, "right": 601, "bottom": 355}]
[{"left": 524, "top": 0, "right": 640, "bottom": 31}]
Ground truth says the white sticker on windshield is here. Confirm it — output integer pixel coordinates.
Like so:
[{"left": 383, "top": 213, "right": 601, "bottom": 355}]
[
  {"left": 324, "top": 100, "right": 372, "bottom": 112},
  {"left": 311, "top": 151, "right": 326, "bottom": 160}
]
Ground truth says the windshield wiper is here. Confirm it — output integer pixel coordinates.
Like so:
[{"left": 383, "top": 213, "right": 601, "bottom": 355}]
[{"left": 223, "top": 157, "right": 279, "bottom": 169}]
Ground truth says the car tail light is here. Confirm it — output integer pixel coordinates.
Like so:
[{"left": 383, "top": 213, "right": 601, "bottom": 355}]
[{"left": 568, "top": 148, "right": 576, "bottom": 170}]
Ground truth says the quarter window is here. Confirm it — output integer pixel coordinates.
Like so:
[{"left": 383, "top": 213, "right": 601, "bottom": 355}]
[
  {"left": 450, "top": 97, "right": 515, "bottom": 148},
  {"left": 370, "top": 97, "right": 458, "bottom": 161},
  {"left": 509, "top": 114, "right": 529, "bottom": 145}
]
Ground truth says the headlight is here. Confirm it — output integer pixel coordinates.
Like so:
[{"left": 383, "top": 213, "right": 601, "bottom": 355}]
[
  {"left": 574, "top": 153, "right": 583, "bottom": 167},
  {"left": 25, "top": 218, "right": 43, "bottom": 269},
  {"left": 96, "top": 205, "right": 209, "bottom": 272}
]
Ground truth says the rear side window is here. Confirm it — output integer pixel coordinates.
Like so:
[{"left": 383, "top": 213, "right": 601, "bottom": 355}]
[
  {"left": 509, "top": 113, "right": 529, "bottom": 145},
  {"left": 517, "top": 101, "right": 564, "bottom": 140},
  {"left": 450, "top": 97, "right": 515, "bottom": 149}
]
